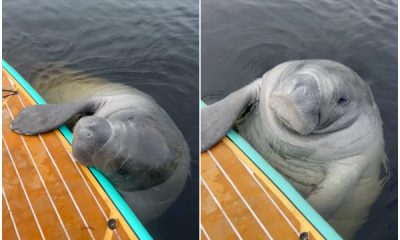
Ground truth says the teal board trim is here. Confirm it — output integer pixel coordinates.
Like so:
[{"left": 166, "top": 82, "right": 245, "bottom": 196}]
[
  {"left": 3, "top": 59, "right": 152, "bottom": 240},
  {"left": 201, "top": 101, "right": 342, "bottom": 240}
]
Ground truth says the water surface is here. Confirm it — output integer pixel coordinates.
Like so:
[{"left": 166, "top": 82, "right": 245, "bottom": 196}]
[
  {"left": 202, "top": 0, "right": 397, "bottom": 239},
  {"left": 4, "top": 0, "right": 199, "bottom": 239}
]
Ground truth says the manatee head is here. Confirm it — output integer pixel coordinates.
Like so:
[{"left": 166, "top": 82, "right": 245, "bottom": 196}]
[
  {"left": 267, "top": 60, "right": 374, "bottom": 135},
  {"left": 72, "top": 114, "right": 179, "bottom": 191}
]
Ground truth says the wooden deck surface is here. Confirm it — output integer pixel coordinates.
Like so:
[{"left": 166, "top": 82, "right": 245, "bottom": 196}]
[
  {"left": 201, "top": 138, "right": 324, "bottom": 240},
  {"left": 2, "top": 68, "right": 137, "bottom": 240}
]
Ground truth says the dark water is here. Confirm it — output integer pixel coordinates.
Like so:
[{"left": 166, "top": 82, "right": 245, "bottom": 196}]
[
  {"left": 202, "top": 0, "right": 397, "bottom": 239},
  {"left": 3, "top": 0, "right": 198, "bottom": 239}
]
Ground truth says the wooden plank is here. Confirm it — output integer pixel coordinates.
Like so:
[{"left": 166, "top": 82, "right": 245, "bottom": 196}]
[
  {"left": 223, "top": 138, "right": 323, "bottom": 239},
  {"left": 212, "top": 141, "right": 299, "bottom": 239},
  {"left": 202, "top": 152, "right": 268, "bottom": 239},
  {"left": 201, "top": 181, "right": 238, "bottom": 239},
  {"left": 4, "top": 92, "right": 92, "bottom": 239},
  {"left": 2, "top": 140, "right": 45, "bottom": 239},
  {"left": 2, "top": 194, "right": 19, "bottom": 240},
  {"left": 201, "top": 136, "right": 326, "bottom": 240}
]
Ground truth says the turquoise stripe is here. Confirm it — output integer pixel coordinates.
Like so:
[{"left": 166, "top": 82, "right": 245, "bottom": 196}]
[
  {"left": 199, "top": 101, "right": 207, "bottom": 108},
  {"left": 3, "top": 59, "right": 152, "bottom": 240},
  {"left": 201, "top": 101, "right": 342, "bottom": 240}
]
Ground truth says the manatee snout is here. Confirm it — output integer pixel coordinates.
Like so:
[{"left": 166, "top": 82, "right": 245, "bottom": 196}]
[
  {"left": 72, "top": 116, "right": 112, "bottom": 166},
  {"left": 270, "top": 73, "right": 321, "bottom": 135}
]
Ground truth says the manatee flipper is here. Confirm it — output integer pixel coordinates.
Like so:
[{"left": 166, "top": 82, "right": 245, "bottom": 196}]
[
  {"left": 306, "top": 156, "right": 365, "bottom": 218},
  {"left": 201, "top": 79, "right": 261, "bottom": 151},
  {"left": 11, "top": 97, "right": 106, "bottom": 135}
]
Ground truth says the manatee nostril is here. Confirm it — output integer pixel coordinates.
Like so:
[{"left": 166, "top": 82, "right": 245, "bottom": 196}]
[
  {"left": 77, "top": 128, "right": 93, "bottom": 139},
  {"left": 86, "top": 131, "right": 92, "bottom": 138},
  {"left": 317, "top": 111, "right": 321, "bottom": 125},
  {"left": 337, "top": 97, "right": 348, "bottom": 105},
  {"left": 292, "top": 85, "right": 307, "bottom": 96}
]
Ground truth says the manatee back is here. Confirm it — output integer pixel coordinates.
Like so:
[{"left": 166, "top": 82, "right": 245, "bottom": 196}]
[{"left": 29, "top": 66, "right": 149, "bottom": 104}]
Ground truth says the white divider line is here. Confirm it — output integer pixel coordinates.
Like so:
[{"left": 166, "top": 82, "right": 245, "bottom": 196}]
[
  {"left": 16, "top": 89, "right": 121, "bottom": 240},
  {"left": 207, "top": 151, "right": 274, "bottom": 240},
  {"left": 113, "top": 230, "right": 122, "bottom": 240},
  {"left": 232, "top": 147, "right": 300, "bottom": 236},
  {"left": 5, "top": 103, "right": 71, "bottom": 239},
  {"left": 2, "top": 137, "right": 46, "bottom": 240},
  {"left": 200, "top": 224, "right": 211, "bottom": 240},
  {"left": 201, "top": 178, "right": 243, "bottom": 240},
  {"left": 2, "top": 189, "right": 21, "bottom": 240}
]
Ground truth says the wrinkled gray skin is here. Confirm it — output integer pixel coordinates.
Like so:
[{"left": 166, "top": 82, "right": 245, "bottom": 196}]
[
  {"left": 11, "top": 68, "right": 190, "bottom": 224},
  {"left": 201, "top": 60, "right": 388, "bottom": 239}
]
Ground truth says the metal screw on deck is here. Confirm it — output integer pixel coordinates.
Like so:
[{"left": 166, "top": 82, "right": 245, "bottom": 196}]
[
  {"left": 107, "top": 218, "right": 117, "bottom": 230},
  {"left": 299, "top": 232, "right": 309, "bottom": 240}
]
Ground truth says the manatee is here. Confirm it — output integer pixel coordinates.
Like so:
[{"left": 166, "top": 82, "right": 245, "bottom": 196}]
[
  {"left": 11, "top": 66, "right": 190, "bottom": 224},
  {"left": 201, "top": 60, "right": 388, "bottom": 238}
]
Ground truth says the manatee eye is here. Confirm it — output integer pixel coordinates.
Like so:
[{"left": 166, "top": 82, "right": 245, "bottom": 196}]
[
  {"left": 149, "top": 169, "right": 162, "bottom": 180},
  {"left": 337, "top": 97, "right": 349, "bottom": 106},
  {"left": 118, "top": 168, "right": 128, "bottom": 175}
]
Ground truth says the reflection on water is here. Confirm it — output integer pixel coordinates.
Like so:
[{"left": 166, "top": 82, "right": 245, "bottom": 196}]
[
  {"left": 3, "top": 0, "right": 198, "bottom": 239},
  {"left": 202, "top": 0, "right": 397, "bottom": 239}
]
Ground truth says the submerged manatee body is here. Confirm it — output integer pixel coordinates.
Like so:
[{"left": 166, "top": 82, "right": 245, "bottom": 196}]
[
  {"left": 201, "top": 60, "right": 388, "bottom": 238},
  {"left": 12, "top": 66, "right": 190, "bottom": 223}
]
